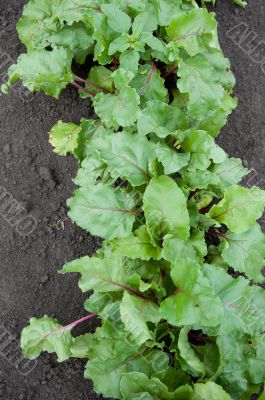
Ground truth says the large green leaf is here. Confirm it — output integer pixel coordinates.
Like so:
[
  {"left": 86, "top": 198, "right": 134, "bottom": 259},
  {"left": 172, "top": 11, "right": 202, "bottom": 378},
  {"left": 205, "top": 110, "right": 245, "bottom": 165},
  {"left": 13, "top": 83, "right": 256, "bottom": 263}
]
[
  {"left": 177, "top": 54, "right": 225, "bottom": 119},
  {"left": 101, "top": 4, "right": 131, "bottom": 33},
  {"left": 92, "top": 132, "right": 155, "bottom": 186},
  {"left": 143, "top": 176, "right": 190, "bottom": 244},
  {"left": 167, "top": 8, "right": 218, "bottom": 57},
  {"left": 67, "top": 183, "right": 139, "bottom": 240},
  {"left": 221, "top": 224, "right": 265, "bottom": 283},
  {"left": 209, "top": 185, "right": 265, "bottom": 233},
  {"left": 2, "top": 47, "right": 73, "bottom": 98},
  {"left": 60, "top": 254, "right": 126, "bottom": 293},
  {"left": 21, "top": 316, "right": 72, "bottom": 362},
  {"left": 160, "top": 261, "right": 223, "bottom": 329},
  {"left": 210, "top": 157, "right": 250, "bottom": 188}
]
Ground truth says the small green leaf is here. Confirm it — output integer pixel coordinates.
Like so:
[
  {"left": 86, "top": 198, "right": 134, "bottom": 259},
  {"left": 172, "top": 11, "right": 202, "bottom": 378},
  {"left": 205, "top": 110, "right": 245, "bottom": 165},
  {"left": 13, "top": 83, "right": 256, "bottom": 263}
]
[
  {"left": 143, "top": 176, "right": 190, "bottom": 244},
  {"left": 156, "top": 143, "right": 190, "bottom": 174},
  {"left": 119, "top": 50, "right": 140, "bottom": 75},
  {"left": 49, "top": 121, "right": 81, "bottom": 156}
]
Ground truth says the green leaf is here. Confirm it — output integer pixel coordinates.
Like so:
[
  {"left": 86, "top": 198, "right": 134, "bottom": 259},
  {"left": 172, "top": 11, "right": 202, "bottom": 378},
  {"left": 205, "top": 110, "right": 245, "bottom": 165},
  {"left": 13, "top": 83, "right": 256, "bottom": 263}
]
[
  {"left": 120, "top": 372, "right": 193, "bottom": 400},
  {"left": 132, "top": 64, "right": 168, "bottom": 105},
  {"left": 70, "top": 333, "right": 93, "bottom": 358},
  {"left": 167, "top": 8, "right": 218, "bottom": 57},
  {"left": 178, "top": 327, "right": 206, "bottom": 377},
  {"left": 120, "top": 292, "right": 160, "bottom": 345},
  {"left": 2, "top": 47, "right": 73, "bottom": 98},
  {"left": 155, "top": 143, "right": 190, "bottom": 174},
  {"left": 94, "top": 87, "right": 140, "bottom": 128},
  {"left": 101, "top": 4, "right": 131, "bottom": 33},
  {"left": 196, "top": 94, "right": 238, "bottom": 138},
  {"left": 108, "top": 35, "right": 130, "bottom": 55},
  {"left": 110, "top": 226, "right": 161, "bottom": 261},
  {"left": 204, "top": 265, "right": 265, "bottom": 335},
  {"left": 21, "top": 316, "right": 72, "bottom": 362},
  {"left": 79, "top": 66, "right": 114, "bottom": 97},
  {"left": 137, "top": 101, "right": 187, "bottom": 138},
  {"left": 160, "top": 261, "right": 223, "bottom": 329},
  {"left": 210, "top": 157, "right": 250, "bottom": 188},
  {"left": 67, "top": 183, "right": 138, "bottom": 240},
  {"left": 180, "top": 129, "right": 226, "bottom": 170},
  {"left": 119, "top": 50, "right": 140, "bottom": 75},
  {"left": 194, "top": 382, "right": 232, "bottom": 399},
  {"left": 181, "top": 170, "right": 221, "bottom": 190},
  {"left": 221, "top": 224, "right": 265, "bottom": 283},
  {"left": 177, "top": 54, "right": 225, "bottom": 120},
  {"left": 216, "top": 332, "right": 265, "bottom": 398},
  {"left": 49, "top": 121, "right": 81, "bottom": 156},
  {"left": 143, "top": 176, "right": 190, "bottom": 244},
  {"left": 93, "top": 132, "right": 154, "bottom": 186},
  {"left": 208, "top": 185, "right": 265, "bottom": 233}
]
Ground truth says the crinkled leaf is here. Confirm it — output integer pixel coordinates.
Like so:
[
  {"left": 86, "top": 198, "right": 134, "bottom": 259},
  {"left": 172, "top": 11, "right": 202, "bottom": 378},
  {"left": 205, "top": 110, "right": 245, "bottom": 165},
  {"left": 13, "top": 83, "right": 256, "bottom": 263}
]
[
  {"left": 2, "top": 47, "right": 73, "bottom": 98},
  {"left": 137, "top": 100, "right": 187, "bottom": 137},
  {"left": 94, "top": 87, "right": 140, "bottom": 128},
  {"left": 49, "top": 121, "right": 81, "bottom": 156},
  {"left": 21, "top": 316, "right": 72, "bottom": 362},
  {"left": 120, "top": 372, "right": 193, "bottom": 400}
]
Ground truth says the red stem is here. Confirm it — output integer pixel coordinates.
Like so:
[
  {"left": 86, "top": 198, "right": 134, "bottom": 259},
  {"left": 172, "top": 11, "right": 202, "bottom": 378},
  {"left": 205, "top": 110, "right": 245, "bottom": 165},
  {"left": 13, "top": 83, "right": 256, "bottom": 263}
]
[
  {"left": 163, "top": 65, "right": 178, "bottom": 78},
  {"left": 74, "top": 74, "right": 111, "bottom": 94},
  {"left": 140, "top": 62, "right": 157, "bottom": 95},
  {"left": 208, "top": 229, "right": 227, "bottom": 240},
  {"left": 71, "top": 81, "right": 96, "bottom": 97},
  {"left": 44, "top": 313, "right": 97, "bottom": 340}
]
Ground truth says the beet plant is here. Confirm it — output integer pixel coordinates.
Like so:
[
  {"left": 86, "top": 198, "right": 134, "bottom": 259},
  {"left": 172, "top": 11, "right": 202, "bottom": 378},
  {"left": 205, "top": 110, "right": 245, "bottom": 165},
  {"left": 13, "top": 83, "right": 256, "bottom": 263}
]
[{"left": 3, "top": 0, "right": 265, "bottom": 399}]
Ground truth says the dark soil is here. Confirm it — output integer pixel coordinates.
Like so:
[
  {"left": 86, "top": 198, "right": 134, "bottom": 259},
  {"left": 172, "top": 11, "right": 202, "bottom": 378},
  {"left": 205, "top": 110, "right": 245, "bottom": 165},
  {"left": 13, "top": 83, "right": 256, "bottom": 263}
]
[{"left": 0, "top": 1, "right": 264, "bottom": 399}]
